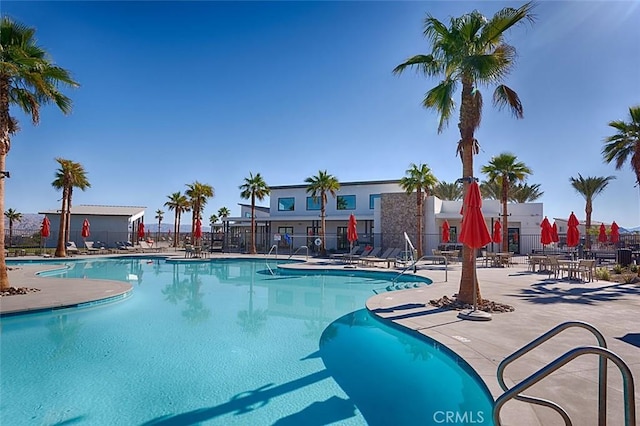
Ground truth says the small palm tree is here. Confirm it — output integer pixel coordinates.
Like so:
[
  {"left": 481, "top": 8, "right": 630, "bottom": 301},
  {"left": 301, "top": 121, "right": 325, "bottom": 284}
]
[
  {"left": 209, "top": 214, "right": 219, "bottom": 233},
  {"left": 0, "top": 17, "right": 79, "bottom": 289},
  {"left": 393, "top": 3, "right": 535, "bottom": 304},
  {"left": 185, "top": 181, "right": 214, "bottom": 244},
  {"left": 164, "top": 192, "right": 190, "bottom": 247},
  {"left": 239, "top": 172, "right": 270, "bottom": 254},
  {"left": 569, "top": 174, "right": 615, "bottom": 249},
  {"left": 399, "top": 163, "right": 438, "bottom": 258},
  {"left": 510, "top": 183, "right": 543, "bottom": 203},
  {"left": 155, "top": 209, "right": 164, "bottom": 243},
  {"left": 431, "top": 181, "right": 463, "bottom": 201},
  {"left": 305, "top": 170, "right": 340, "bottom": 256},
  {"left": 602, "top": 105, "right": 640, "bottom": 185},
  {"left": 217, "top": 206, "right": 231, "bottom": 235},
  {"left": 51, "top": 158, "right": 90, "bottom": 257},
  {"left": 481, "top": 153, "right": 531, "bottom": 252},
  {"left": 4, "top": 208, "right": 22, "bottom": 248}
]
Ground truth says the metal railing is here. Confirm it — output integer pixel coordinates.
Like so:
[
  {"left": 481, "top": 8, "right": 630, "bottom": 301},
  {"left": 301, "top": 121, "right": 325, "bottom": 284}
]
[
  {"left": 288, "top": 245, "right": 309, "bottom": 260},
  {"left": 393, "top": 255, "right": 448, "bottom": 283},
  {"left": 493, "top": 321, "right": 636, "bottom": 425}
]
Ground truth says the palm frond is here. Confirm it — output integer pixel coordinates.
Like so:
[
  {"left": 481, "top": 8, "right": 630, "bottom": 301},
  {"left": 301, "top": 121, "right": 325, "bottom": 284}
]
[{"left": 493, "top": 84, "right": 523, "bottom": 118}]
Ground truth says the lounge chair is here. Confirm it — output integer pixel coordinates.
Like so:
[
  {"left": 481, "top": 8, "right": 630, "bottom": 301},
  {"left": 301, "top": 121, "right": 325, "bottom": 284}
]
[
  {"left": 85, "top": 241, "right": 102, "bottom": 254},
  {"left": 66, "top": 241, "right": 79, "bottom": 256},
  {"left": 138, "top": 241, "right": 156, "bottom": 252},
  {"left": 330, "top": 245, "right": 361, "bottom": 260},
  {"left": 361, "top": 248, "right": 401, "bottom": 268}
]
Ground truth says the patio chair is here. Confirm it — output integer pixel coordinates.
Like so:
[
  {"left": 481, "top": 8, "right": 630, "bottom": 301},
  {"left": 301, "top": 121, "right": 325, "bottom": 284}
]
[
  {"left": 85, "top": 241, "right": 101, "bottom": 254},
  {"left": 66, "top": 241, "right": 79, "bottom": 256},
  {"left": 330, "top": 245, "right": 361, "bottom": 260}
]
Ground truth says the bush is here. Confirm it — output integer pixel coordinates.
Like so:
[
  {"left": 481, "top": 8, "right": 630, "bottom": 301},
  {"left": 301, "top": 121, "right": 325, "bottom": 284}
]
[
  {"left": 630, "top": 264, "right": 639, "bottom": 273},
  {"left": 595, "top": 267, "right": 610, "bottom": 281},
  {"left": 612, "top": 264, "right": 624, "bottom": 274}
]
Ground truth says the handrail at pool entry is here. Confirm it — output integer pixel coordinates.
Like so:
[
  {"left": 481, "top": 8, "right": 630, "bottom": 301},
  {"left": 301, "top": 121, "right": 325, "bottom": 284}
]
[
  {"left": 494, "top": 321, "right": 635, "bottom": 425},
  {"left": 288, "top": 245, "right": 308, "bottom": 260},
  {"left": 393, "top": 255, "right": 448, "bottom": 284}
]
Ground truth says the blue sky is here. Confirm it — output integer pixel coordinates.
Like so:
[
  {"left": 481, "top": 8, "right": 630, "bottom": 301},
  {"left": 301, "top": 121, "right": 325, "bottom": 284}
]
[{"left": 3, "top": 1, "right": 640, "bottom": 227}]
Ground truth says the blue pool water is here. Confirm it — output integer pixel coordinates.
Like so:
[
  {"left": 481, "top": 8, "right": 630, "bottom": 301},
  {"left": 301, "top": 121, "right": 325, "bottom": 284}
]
[{"left": 1, "top": 258, "right": 493, "bottom": 425}]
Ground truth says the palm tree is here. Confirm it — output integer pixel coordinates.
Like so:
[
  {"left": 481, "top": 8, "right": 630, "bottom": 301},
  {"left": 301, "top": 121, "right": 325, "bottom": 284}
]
[
  {"left": 239, "top": 172, "right": 270, "bottom": 254},
  {"left": 4, "top": 208, "right": 22, "bottom": 248},
  {"left": 399, "top": 163, "right": 438, "bottom": 258},
  {"left": 0, "top": 17, "right": 79, "bottom": 289},
  {"left": 164, "top": 192, "right": 190, "bottom": 247},
  {"left": 209, "top": 214, "right": 218, "bottom": 232},
  {"left": 185, "top": 181, "right": 214, "bottom": 243},
  {"left": 155, "top": 209, "right": 164, "bottom": 243},
  {"left": 569, "top": 174, "right": 615, "bottom": 249},
  {"left": 51, "top": 159, "right": 90, "bottom": 258},
  {"left": 479, "top": 180, "right": 502, "bottom": 200},
  {"left": 393, "top": 2, "right": 535, "bottom": 304},
  {"left": 218, "top": 207, "right": 231, "bottom": 219},
  {"left": 481, "top": 153, "right": 531, "bottom": 252},
  {"left": 602, "top": 105, "right": 640, "bottom": 185},
  {"left": 510, "top": 183, "right": 543, "bottom": 203},
  {"left": 305, "top": 170, "right": 340, "bottom": 256},
  {"left": 431, "top": 181, "right": 463, "bottom": 201}
]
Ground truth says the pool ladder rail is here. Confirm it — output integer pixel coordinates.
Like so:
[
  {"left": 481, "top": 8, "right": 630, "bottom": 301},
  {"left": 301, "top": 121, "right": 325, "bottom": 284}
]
[{"left": 493, "top": 320, "right": 636, "bottom": 425}]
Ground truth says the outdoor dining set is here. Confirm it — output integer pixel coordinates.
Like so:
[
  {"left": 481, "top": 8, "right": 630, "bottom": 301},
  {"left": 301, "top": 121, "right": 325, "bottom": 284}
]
[{"left": 526, "top": 253, "right": 596, "bottom": 282}]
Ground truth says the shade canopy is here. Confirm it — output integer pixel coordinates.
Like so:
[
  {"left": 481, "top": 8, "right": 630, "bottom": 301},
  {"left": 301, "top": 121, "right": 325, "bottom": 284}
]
[
  {"left": 598, "top": 223, "right": 608, "bottom": 243},
  {"left": 442, "top": 220, "right": 450, "bottom": 243},
  {"left": 566, "top": 212, "right": 580, "bottom": 247},
  {"left": 492, "top": 220, "right": 502, "bottom": 244},
  {"left": 41, "top": 216, "right": 51, "bottom": 238},
  {"left": 194, "top": 218, "right": 203, "bottom": 240},
  {"left": 459, "top": 181, "right": 491, "bottom": 249},
  {"left": 540, "top": 217, "right": 553, "bottom": 245},
  {"left": 347, "top": 214, "right": 358, "bottom": 243},
  {"left": 610, "top": 221, "right": 620, "bottom": 244},
  {"left": 81, "top": 218, "right": 90, "bottom": 238},
  {"left": 551, "top": 222, "right": 559, "bottom": 243}
]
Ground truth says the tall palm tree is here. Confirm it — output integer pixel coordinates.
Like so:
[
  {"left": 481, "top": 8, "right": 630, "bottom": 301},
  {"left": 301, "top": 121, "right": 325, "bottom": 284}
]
[
  {"left": 0, "top": 17, "right": 79, "bottom": 289},
  {"left": 4, "top": 208, "right": 21, "bottom": 248},
  {"left": 164, "top": 192, "right": 190, "bottom": 247},
  {"left": 155, "top": 209, "right": 164, "bottom": 243},
  {"left": 51, "top": 158, "right": 90, "bottom": 258},
  {"left": 209, "top": 214, "right": 219, "bottom": 233},
  {"left": 185, "top": 181, "right": 214, "bottom": 243},
  {"left": 431, "top": 181, "right": 463, "bottom": 201},
  {"left": 239, "top": 172, "right": 270, "bottom": 254},
  {"left": 393, "top": 3, "right": 534, "bottom": 304},
  {"left": 510, "top": 183, "right": 543, "bottom": 203},
  {"left": 481, "top": 153, "right": 531, "bottom": 252},
  {"left": 305, "top": 170, "right": 340, "bottom": 256},
  {"left": 569, "top": 174, "right": 615, "bottom": 249},
  {"left": 602, "top": 105, "right": 640, "bottom": 185},
  {"left": 399, "top": 163, "right": 438, "bottom": 258}
]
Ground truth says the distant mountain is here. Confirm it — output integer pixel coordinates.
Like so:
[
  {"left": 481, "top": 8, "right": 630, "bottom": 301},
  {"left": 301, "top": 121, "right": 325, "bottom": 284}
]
[{"left": 622, "top": 226, "right": 640, "bottom": 233}]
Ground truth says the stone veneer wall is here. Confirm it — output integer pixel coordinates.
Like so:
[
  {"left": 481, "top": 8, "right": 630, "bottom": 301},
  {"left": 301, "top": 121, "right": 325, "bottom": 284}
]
[{"left": 380, "top": 192, "right": 420, "bottom": 250}]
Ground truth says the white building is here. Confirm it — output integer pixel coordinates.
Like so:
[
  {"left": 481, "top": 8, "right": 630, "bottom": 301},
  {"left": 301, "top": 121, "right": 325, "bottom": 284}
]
[{"left": 223, "top": 179, "right": 544, "bottom": 255}]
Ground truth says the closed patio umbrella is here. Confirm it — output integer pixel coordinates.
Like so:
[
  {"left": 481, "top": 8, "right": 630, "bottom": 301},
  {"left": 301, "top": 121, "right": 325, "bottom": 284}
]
[
  {"left": 194, "top": 218, "right": 203, "bottom": 244},
  {"left": 442, "top": 220, "right": 450, "bottom": 243},
  {"left": 551, "top": 222, "right": 559, "bottom": 244},
  {"left": 492, "top": 220, "right": 502, "bottom": 244},
  {"left": 598, "top": 223, "right": 608, "bottom": 244},
  {"left": 540, "top": 217, "right": 553, "bottom": 249},
  {"left": 41, "top": 216, "right": 51, "bottom": 252},
  {"left": 137, "top": 222, "right": 145, "bottom": 241},
  {"left": 81, "top": 218, "right": 90, "bottom": 238},
  {"left": 610, "top": 221, "right": 620, "bottom": 244},
  {"left": 347, "top": 214, "right": 358, "bottom": 264},
  {"left": 458, "top": 180, "right": 492, "bottom": 321},
  {"left": 566, "top": 212, "right": 580, "bottom": 248}
]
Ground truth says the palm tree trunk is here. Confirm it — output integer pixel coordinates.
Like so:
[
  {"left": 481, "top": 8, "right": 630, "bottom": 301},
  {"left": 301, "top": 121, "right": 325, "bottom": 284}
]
[
  {"left": 457, "top": 79, "right": 482, "bottom": 305},
  {"left": 8, "top": 221, "right": 12, "bottom": 248},
  {"left": 585, "top": 200, "right": 592, "bottom": 249},
  {"left": 55, "top": 188, "right": 69, "bottom": 257},
  {"left": 416, "top": 188, "right": 423, "bottom": 258},
  {"left": 250, "top": 193, "right": 256, "bottom": 254},
  {"left": 0, "top": 78, "right": 11, "bottom": 290},
  {"left": 177, "top": 212, "right": 182, "bottom": 247},
  {"left": 502, "top": 177, "right": 509, "bottom": 253},
  {"left": 320, "top": 200, "right": 326, "bottom": 256},
  {"left": 65, "top": 187, "right": 73, "bottom": 244}
]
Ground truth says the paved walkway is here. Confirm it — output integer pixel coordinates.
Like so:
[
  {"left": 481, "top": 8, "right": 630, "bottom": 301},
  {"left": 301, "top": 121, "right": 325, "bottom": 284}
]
[{"left": 1, "top": 254, "right": 638, "bottom": 425}]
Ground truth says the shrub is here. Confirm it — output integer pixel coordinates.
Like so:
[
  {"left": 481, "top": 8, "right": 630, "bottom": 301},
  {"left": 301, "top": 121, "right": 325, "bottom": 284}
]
[
  {"left": 630, "top": 264, "right": 639, "bottom": 273},
  {"left": 595, "top": 267, "right": 610, "bottom": 281},
  {"left": 612, "top": 264, "right": 624, "bottom": 274},
  {"left": 622, "top": 273, "right": 637, "bottom": 284}
]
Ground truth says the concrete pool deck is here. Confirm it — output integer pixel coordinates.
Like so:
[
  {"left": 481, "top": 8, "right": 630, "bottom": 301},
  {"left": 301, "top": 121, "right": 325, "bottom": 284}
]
[{"left": 1, "top": 253, "right": 638, "bottom": 425}]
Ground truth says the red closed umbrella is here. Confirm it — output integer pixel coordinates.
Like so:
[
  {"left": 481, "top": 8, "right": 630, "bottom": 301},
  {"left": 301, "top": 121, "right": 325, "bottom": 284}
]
[
  {"left": 137, "top": 222, "right": 145, "bottom": 240},
  {"left": 540, "top": 217, "right": 553, "bottom": 246},
  {"left": 347, "top": 214, "right": 358, "bottom": 245},
  {"left": 566, "top": 212, "right": 580, "bottom": 247},
  {"left": 442, "top": 220, "right": 450, "bottom": 243},
  {"left": 598, "top": 223, "right": 608, "bottom": 243},
  {"left": 41, "top": 216, "right": 51, "bottom": 238},
  {"left": 610, "top": 221, "right": 620, "bottom": 244},
  {"left": 492, "top": 220, "right": 502, "bottom": 244},
  {"left": 458, "top": 181, "right": 492, "bottom": 320},
  {"left": 551, "top": 222, "right": 559, "bottom": 243},
  {"left": 194, "top": 218, "right": 203, "bottom": 240},
  {"left": 81, "top": 218, "right": 90, "bottom": 238}
]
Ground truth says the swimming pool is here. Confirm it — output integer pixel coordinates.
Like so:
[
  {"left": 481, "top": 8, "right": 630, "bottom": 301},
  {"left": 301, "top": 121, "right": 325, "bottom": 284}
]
[{"left": 1, "top": 257, "right": 493, "bottom": 425}]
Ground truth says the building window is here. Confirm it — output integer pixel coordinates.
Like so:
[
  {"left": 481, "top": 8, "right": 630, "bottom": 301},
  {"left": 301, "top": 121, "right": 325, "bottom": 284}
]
[
  {"left": 306, "top": 197, "right": 321, "bottom": 211},
  {"left": 277, "top": 226, "right": 293, "bottom": 248},
  {"left": 369, "top": 194, "right": 380, "bottom": 209},
  {"left": 337, "top": 195, "right": 356, "bottom": 210},
  {"left": 244, "top": 212, "right": 251, "bottom": 218},
  {"left": 278, "top": 197, "right": 295, "bottom": 211}
]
